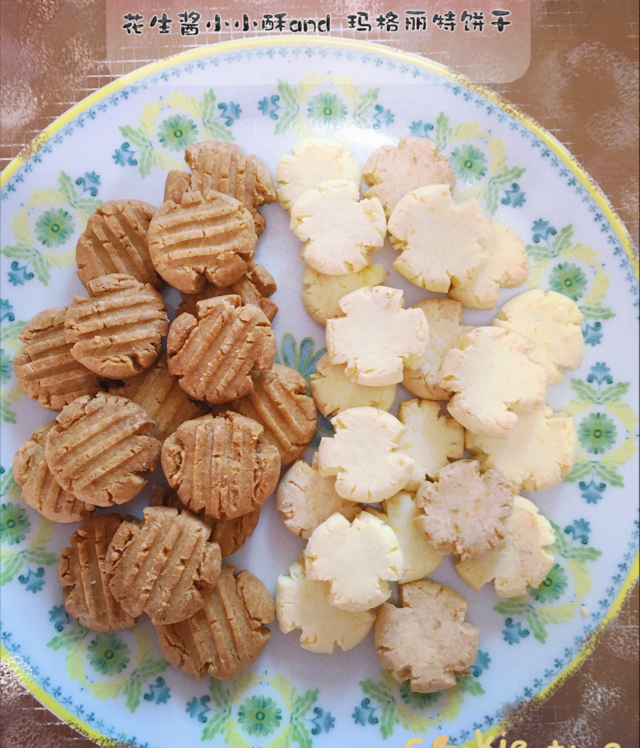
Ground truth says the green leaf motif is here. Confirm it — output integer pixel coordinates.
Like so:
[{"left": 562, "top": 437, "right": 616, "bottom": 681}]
[
  {"left": 23, "top": 548, "right": 57, "bottom": 566},
  {"left": 380, "top": 704, "right": 398, "bottom": 739},
  {"left": 290, "top": 721, "right": 313, "bottom": 748},
  {"left": 551, "top": 224, "right": 574, "bottom": 256},
  {"left": 353, "top": 87, "right": 379, "bottom": 117},
  {"left": 138, "top": 147, "right": 156, "bottom": 179},
  {"left": 209, "top": 678, "right": 232, "bottom": 709},
  {"left": 484, "top": 182, "right": 499, "bottom": 214},
  {"left": 549, "top": 521, "right": 569, "bottom": 555},
  {"left": 593, "top": 461, "right": 624, "bottom": 487},
  {"left": 66, "top": 648, "right": 87, "bottom": 683},
  {"left": 455, "top": 674, "right": 485, "bottom": 696},
  {"left": 434, "top": 112, "right": 450, "bottom": 150},
  {"left": 562, "top": 460, "right": 592, "bottom": 483},
  {"left": 274, "top": 108, "right": 299, "bottom": 136},
  {"left": 579, "top": 303, "right": 615, "bottom": 320},
  {"left": 201, "top": 89, "right": 217, "bottom": 122},
  {"left": 47, "top": 627, "right": 89, "bottom": 650},
  {"left": 31, "top": 253, "right": 51, "bottom": 285},
  {"left": 119, "top": 124, "right": 153, "bottom": 149},
  {"left": 74, "top": 198, "right": 102, "bottom": 216},
  {"left": 491, "top": 165, "right": 525, "bottom": 184},
  {"left": 0, "top": 550, "right": 24, "bottom": 585},
  {"left": 360, "top": 678, "right": 394, "bottom": 705},
  {"left": 570, "top": 379, "right": 599, "bottom": 403},
  {"left": 525, "top": 244, "right": 554, "bottom": 262},
  {"left": 124, "top": 675, "right": 142, "bottom": 713},
  {"left": 0, "top": 468, "right": 20, "bottom": 498},
  {"left": 0, "top": 401, "right": 17, "bottom": 424},
  {"left": 0, "top": 245, "right": 35, "bottom": 260},
  {"left": 291, "top": 689, "right": 318, "bottom": 719},
  {"left": 564, "top": 546, "right": 602, "bottom": 562},
  {"left": 203, "top": 121, "right": 234, "bottom": 142},
  {"left": 493, "top": 598, "right": 530, "bottom": 616},
  {"left": 526, "top": 608, "right": 548, "bottom": 643},
  {"left": 136, "top": 657, "right": 170, "bottom": 680},
  {"left": 90, "top": 679, "right": 126, "bottom": 700},
  {"left": 57, "top": 172, "right": 78, "bottom": 206},
  {"left": 277, "top": 80, "right": 300, "bottom": 108},
  {"left": 599, "top": 382, "right": 630, "bottom": 403},
  {"left": 202, "top": 711, "right": 228, "bottom": 741}
]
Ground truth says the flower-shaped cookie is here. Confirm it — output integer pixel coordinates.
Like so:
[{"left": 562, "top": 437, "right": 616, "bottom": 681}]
[
  {"left": 440, "top": 327, "right": 548, "bottom": 437},
  {"left": 304, "top": 512, "right": 403, "bottom": 612},
  {"left": 276, "top": 559, "right": 377, "bottom": 653},
  {"left": 493, "top": 289, "right": 585, "bottom": 384},
  {"left": 415, "top": 460, "right": 514, "bottom": 562},
  {"left": 375, "top": 580, "right": 480, "bottom": 692},
  {"left": 290, "top": 180, "right": 386, "bottom": 275},
  {"left": 387, "top": 184, "right": 491, "bottom": 293},
  {"left": 318, "top": 407, "right": 414, "bottom": 503},
  {"left": 276, "top": 138, "right": 361, "bottom": 211},
  {"left": 326, "top": 286, "right": 428, "bottom": 386},
  {"left": 455, "top": 496, "right": 556, "bottom": 597},
  {"left": 467, "top": 407, "right": 577, "bottom": 492}
]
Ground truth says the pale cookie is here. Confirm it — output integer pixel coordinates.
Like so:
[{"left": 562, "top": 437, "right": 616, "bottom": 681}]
[
  {"left": 276, "top": 138, "right": 361, "bottom": 211},
  {"left": 449, "top": 220, "right": 528, "bottom": 310},
  {"left": 493, "top": 289, "right": 585, "bottom": 384},
  {"left": 398, "top": 399, "right": 465, "bottom": 491},
  {"left": 440, "top": 326, "right": 548, "bottom": 437},
  {"left": 304, "top": 512, "right": 403, "bottom": 612},
  {"left": 301, "top": 263, "right": 387, "bottom": 325},
  {"left": 276, "top": 453, "right": 362, "bottom": 539},
  {"left": 326, "top": 286, "right": 428, "bottom": 386},
  {"left": 362, "top": 137, "right": 456, "bottom": 217},
  {"left": 148, "top": 190, "right": 256, "bottom": 294},
  {"left": 402, "top": 299, "right": 473, "bottom": 401},
  {"left": 375, "top": 580, "right": 480, "bottom": 693},
  {"left": 310, "top": 354, "right": 396, "bottom": 418},
  {"left": 467, "top": 407, "right": 578, "bottom": 492},
  {"left": 13, "top": 421, "right": 94, "bottom": 523},
  {"left": 157, "top": 564, "right": 274, "bottom": 679},
  {"left": 290, "top": 180, "right": 386, "bottom": 275},
  {"left": 387, "top": 184, "right": 491, "bottom": 293},
  {"left": 13, "top": 306, "right": 102, "bottom": 411},
  {"left": 106, "top": 505, "right": 222, "bottom": 626},
  {"left": 368, "top": 492, "right": 443, "bottom": 583},
  {"left": 318, "top": 407, "right": 414, "bottom": 503},
  {"left": 276, "top": 559, "right": 376, "bottom": 653},
  {"left": 76, "top": 200, "right": 162, "bottom": 290},
  {"left": 456, "top": 496, "right": 556, "bottom": 598},
  {"left": 64, "top": 273, "right": 168, "bottom": 379},
  {"left": 45, "top": 392, "right": 160, "bottom": 507},
  {"left": 167, "top": 296, "right": 275, "bottom": 405},
  {"left": 58, "top": 514, "right": 137, "bottom": 631},
  {"left": 415, "top": 460, "right": 514, "bottom": 562}
]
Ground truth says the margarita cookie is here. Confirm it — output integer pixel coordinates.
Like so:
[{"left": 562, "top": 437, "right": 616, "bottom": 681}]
[
  {"left": 362, "top": 137, "right": 456, "bottom": 217},
  {"left": 326, "top": 286, "right": 429, "bottom": 386},
  {"left": 375, "top": 580, "right": 480, "bottom": 693},
  {"left": 301, "top": 264, "right": 387, "bottom": 325},
  {"left": 276, "top": 559, "right": 376, "bottom": 653},
  {"left": 402, "top": 299, "right": 473, "bottom": 401},
  {"left": 493, "top": 289, "right": 585, "bottom": 384},
  {"left": 467, "top": 407, "right": 578, "bottom": 492},
  {"left": 318, "top": 407, "right": 414, "bottom": 503},
  {"left": 440, "top": 326, "right": 548, "bottom": 437},
  {"left": 387, "top": 184, "right": 491, "bottom": 293},
  {"left": 415, "top": 460, "right": 514, "bottom": 562},
  {"left": 290, "top": 180, "right": 386, "bottom": 275},
  {"left": 456, "top": 496, "right": 556, "bottom": 598},
  {"left": 368, "top": 492, "right": 443, "bottom": 583},
  {"left": 310, "top": 354, "right": 397, "bottom": 418},
  {"left": 398, "top": 399, "right": 465, "bottom": 491},
  {"left": 276, "top": 138, "right": 361, "bottom": 211},
  {"left": 276, "top": 453, "right": 362, "bottom": 539},
  {"left": 450, "top": 220, "right": 529, "bottom": 310},
  {"left": 304, "top": 512, "right": 403, "bottom": 612}
]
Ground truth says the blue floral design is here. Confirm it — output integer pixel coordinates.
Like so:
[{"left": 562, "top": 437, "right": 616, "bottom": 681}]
[
  {"left": 503, "top": 617, "right": 530, "bottom": 645},
  {"left": 0, "top": 349, "right": 13, "bottom": 384},
  {"left": 157, "top": 114, "right": 198, "bottom": 151},
  {"left": 49, "top": 605, "right": 71, "bottom": 632},
  {"left": 352, "top": 698, "right": 378, "bottom": 726},
  {"left": 8, "top": 261, "right": 34, "bottom": 286},
  {"left": 0, "top": 502, "right": 31, "bottom": 545},
  {"left": 408, "top": 120, "right": 434, "bottom": 138},
  {"left": 372, "top": 105, "right": 395, "bottom": 129},
  {"left": 35, "top": 208, "right": 74, "bottom": 247},
  {"left": 186, "top": 695, "right": 211, "bottom": 723},
  {"left": 113, "top": 142, "right": 138, "bottom": 167},
  {"left": 18, "top": 567, "right": 45, "bottom": 593},
  {"left": 75, "top": 171, "right": 101, "bottom": 196},
  {"left": 0, "top": 299, "right": 15, "bottom": 322},
  {"left": 144, "top": 677, "right": 171, "bottom": 705},
  {"left": 217, "top": 102, "right": 242, "bottom": 127},
  {"left": 310, "top": 706, "right": 335, "bottom": 734},
  {"left": 307, "top": 93, "right": 347, "bottom": 127},
  {"left": 258, "top": 94, "right": 281, "bottom": 120},
  {"left": 449, "top": 145, "right": 488, "bottom": 182}
]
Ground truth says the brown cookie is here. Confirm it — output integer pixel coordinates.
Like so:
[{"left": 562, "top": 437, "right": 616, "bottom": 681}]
[
  {"left": 167, "top": 296, "right": 275, "bottom": 405},
  {"left": 45, "top": 392, "right": 161, "bottom": 507},
  {"left": 76, "top": 200, "right": 162, "bottom": 290},
  {"left": 156, "top": 563, "right": 274, "bottom": 679},
  {"left": 148, "top": 190, "right": 256, "bottom": 294},
  {"left": 178, "top": 264, "right": 278, "bottom": 322},
  {"left": 150, "top": 486, "right": 261, "bottom": 557},
  {"left": 161, "top": 412, "right": 280, "bottom": 521},
  {"left": 184, "top": 141, "right": 277, "bottom": 235},
  {"left": 13, "top": 421, "right": 94, "bottom": 523},
  {"left": 109, "top": 353, "right": 209, "bottom": 442},
  {"left": 64, "top": 273, "right": 168, "bottom": 379},
  {"left": 164, "top": 170, "right": 190, "bottom": 204},
  {"left": 105, "top": 505, "right": 222, "bottom": 626},
  {"left": 225, "top": 364, "right": 317, "bottom": 466},
  {"left": 13, "top": 307, "right": 102, "bottom": 410},
  {"left": 58, "top": 514, "right": 137, "bottom": 631}
]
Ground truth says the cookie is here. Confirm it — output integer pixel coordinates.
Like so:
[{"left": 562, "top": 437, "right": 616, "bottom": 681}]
[
  {"left": 161, "top": 412, "right": 280, "bottom": 520},
  {"left": 13, "top": 306, "right": 102, "bottom": 411},
  {"left": 184, "top": 141, "right": 277, "bottom": 235},
  {"left": 164, "top": 170, "right": 190, "bottom": 204},
  {"left": 156, "top": 564, "right": 274, "bottom": 679},
  {"left": 301, "top": 263, "right": 387, "bottom": 325},
  {"left": 224, "top": 364, "right": 317, "bottom": 466},
  {"left": 109, "top": 353, "right": 209, "bottom": 442},
  {"left": 64, "top": 273, "right": 168, "bottom": 379},
  {"left": 13, "top": 421, "right": 93, "bottom": 523},
  {"left": 148, "top": 190, "right": 256, "bottom": 294},
  {"left": 58, "top": 514, "right": 137, "bottom": 631},
  {"left": 105, "top": 505, "right": 222, "bottom": 626},
  {"left": 76, "top": 200, "right": 162, "bottom": 290},
  {"left": 362, "top": 137, "right": 456, "bottom": 217},
  {"left": 45, "top": 392, "right": 161, "bottom": 507},
  {"left": 167, "top": 296, "right": 275, "bottom": 405},
  {"left": 375, "top": 580, "right": 480, "bottom": 693},
  {"left": 290, "top": 180, "right": 386, "bottom": 275}
]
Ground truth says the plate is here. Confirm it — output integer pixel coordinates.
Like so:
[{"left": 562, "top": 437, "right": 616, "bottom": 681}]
[{"left": 1, "top": 37, "right": 638, "bottom": 748}]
